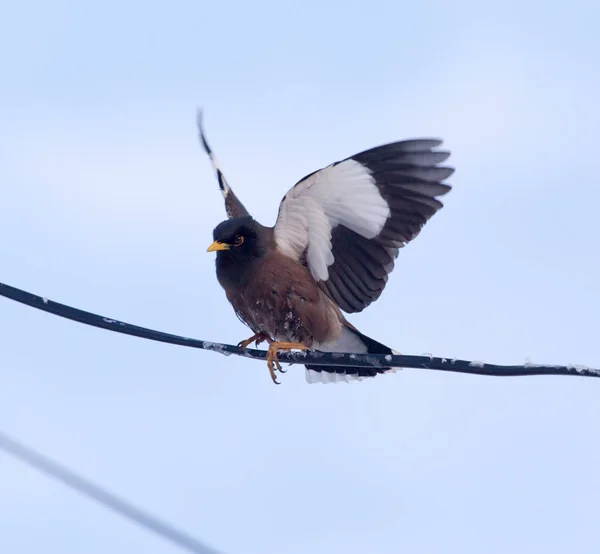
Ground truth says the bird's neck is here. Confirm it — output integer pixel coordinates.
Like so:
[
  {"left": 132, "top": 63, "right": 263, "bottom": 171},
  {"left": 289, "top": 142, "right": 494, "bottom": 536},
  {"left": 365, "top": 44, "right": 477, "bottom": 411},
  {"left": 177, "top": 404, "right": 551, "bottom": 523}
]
[{"left": 215, "top": 252, "right": 263, "bottom": 290}]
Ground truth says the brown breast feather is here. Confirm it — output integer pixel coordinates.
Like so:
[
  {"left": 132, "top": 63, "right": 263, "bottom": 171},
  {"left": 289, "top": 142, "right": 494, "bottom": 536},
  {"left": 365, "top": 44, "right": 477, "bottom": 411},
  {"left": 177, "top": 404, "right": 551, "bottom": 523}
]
[{"left": 225, "top": 250, "right": 341, "bottom": 347}]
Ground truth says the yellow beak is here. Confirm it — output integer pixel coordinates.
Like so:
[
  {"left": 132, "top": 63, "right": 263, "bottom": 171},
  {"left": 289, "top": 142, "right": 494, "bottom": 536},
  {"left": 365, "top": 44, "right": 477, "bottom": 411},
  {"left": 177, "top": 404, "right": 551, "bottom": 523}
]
[{"left": 207, "top": 240, "right": 230, "bottom": 252}]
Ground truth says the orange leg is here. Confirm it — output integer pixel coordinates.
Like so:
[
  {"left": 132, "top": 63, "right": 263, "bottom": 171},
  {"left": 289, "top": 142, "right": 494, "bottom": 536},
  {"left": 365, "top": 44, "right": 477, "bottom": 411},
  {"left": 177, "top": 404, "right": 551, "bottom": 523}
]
[
  {"left": 266, "top": 341, "right": 309, "bottom": 385},
  {"left": 237, "top": 332, "right": 271, "bottom": 349}
]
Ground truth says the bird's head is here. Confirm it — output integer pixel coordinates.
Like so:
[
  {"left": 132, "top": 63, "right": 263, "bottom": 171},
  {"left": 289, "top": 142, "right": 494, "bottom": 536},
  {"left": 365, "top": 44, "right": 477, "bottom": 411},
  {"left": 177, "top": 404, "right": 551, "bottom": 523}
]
[{"left": 207, "top": 216, "right": 267, "bottom": 265}]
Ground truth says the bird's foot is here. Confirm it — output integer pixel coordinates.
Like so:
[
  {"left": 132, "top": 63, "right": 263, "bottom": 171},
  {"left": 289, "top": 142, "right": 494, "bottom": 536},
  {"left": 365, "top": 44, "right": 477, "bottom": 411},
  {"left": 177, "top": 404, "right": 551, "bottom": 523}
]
[
  {"left": 266, "top": 341, "right": 309, "bottom": 385},
  {"left": 237, "top": 332, "right": 271, "bottom": 349}
]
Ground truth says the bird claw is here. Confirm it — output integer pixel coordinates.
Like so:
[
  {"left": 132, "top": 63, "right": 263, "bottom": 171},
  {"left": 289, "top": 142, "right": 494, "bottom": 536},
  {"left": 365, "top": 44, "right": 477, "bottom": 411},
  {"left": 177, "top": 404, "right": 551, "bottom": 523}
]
[
  {"left": 237, "top": 332, "right": 270, "bottom": 349},
  {"left": 266, "top": 342, "right": 308, "bottom": 385},
  {"left": 268, "top": 361, "right": 282, "bottom": 385}
]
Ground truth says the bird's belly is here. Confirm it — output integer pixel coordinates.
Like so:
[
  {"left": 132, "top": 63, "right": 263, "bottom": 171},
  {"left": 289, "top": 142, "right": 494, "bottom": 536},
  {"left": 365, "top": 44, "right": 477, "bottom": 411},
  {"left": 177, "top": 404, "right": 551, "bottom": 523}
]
[
  {"left": 234, "top": 296, "right": 304, "bottom": 342},
  {"left": 228, "top": 288, "right": 334, "bottom": 347}
]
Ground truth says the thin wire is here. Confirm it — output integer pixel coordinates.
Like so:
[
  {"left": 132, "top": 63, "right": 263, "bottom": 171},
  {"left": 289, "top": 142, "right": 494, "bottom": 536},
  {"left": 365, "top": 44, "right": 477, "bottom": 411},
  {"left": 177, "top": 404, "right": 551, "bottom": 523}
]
[
  {"left": 1, "top": 281, "right": 599, "bottom": 378},
  {"left": 0, "top": 430, "right": 222, "bottom": 554}
]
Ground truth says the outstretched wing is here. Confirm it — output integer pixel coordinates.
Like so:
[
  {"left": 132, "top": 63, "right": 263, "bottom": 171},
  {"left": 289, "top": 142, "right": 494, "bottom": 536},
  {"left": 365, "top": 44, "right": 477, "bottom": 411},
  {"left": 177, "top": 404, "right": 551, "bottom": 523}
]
[
  {"left": 196, "top": 111, "right": 249, "bottom": 219},
  {"left": 273, "top": 139, "right": 454, "bottom": 313}
]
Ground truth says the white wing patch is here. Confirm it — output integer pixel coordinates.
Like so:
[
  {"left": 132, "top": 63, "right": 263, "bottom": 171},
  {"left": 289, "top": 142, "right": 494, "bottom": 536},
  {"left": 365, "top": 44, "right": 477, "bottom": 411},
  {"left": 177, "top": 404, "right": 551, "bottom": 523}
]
[{"left": 274, "top": 159, "right": 390, "bottom": 282}]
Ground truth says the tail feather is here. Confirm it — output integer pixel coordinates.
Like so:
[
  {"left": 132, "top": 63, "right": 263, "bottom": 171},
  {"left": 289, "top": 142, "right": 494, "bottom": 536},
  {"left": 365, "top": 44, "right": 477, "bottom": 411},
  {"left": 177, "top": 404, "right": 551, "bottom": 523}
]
[{"left": 305, "top": 325, "right": 397, "bottom": 384}]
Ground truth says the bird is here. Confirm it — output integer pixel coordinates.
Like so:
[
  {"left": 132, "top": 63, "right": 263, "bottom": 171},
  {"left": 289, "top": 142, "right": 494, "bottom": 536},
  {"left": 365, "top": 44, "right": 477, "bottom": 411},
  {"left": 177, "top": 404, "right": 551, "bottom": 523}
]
[{"left": 199, "top": 112, "right": 454, "bottom": 384}]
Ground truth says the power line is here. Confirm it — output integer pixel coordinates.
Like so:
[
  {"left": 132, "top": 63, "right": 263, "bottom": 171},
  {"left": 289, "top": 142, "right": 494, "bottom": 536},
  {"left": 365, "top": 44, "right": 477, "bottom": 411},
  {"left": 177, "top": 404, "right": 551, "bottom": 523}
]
[
  {"left": 1, "top": 280, "right": 599, "bottom": 378},
  {"left": 0, "top": 430, "right": 222, "bottom": 554}
]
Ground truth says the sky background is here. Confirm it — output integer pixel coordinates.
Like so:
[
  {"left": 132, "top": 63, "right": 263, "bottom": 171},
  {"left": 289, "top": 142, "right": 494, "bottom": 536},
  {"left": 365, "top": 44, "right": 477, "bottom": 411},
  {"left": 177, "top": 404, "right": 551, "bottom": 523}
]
[{"left": 1, "top": 1, "right": 600, "bottom": 553}]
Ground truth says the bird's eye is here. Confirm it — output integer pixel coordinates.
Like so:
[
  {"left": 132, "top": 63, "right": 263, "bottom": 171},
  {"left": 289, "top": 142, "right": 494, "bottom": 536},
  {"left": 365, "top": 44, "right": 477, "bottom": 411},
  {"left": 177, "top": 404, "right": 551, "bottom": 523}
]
[{"left": 233, "top": 235, "right": 244, "bottom": 246}]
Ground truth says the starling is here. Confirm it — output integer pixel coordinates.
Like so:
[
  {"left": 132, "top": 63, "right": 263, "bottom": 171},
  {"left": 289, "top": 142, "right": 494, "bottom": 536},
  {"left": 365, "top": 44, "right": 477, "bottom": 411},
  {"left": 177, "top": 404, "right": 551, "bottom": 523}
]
[{"left": 200, "top": 113, "right": 453, "bottom": 384}]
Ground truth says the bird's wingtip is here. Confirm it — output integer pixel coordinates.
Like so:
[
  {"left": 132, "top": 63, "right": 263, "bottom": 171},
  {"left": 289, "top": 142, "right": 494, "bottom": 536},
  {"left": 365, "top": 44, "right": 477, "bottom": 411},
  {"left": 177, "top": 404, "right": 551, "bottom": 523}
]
[{"left": 196, "top": 107, "right": 211, "bottom": 155}]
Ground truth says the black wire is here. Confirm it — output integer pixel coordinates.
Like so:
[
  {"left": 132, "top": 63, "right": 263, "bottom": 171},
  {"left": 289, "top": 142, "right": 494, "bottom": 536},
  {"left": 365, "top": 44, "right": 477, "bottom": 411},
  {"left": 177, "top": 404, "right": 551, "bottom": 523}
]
[
  {"left": 1, "top": 281, "right": 598, "bottom": 378},
  {"left": 0, "top": 430, "right": 221, "bottom": 554}
]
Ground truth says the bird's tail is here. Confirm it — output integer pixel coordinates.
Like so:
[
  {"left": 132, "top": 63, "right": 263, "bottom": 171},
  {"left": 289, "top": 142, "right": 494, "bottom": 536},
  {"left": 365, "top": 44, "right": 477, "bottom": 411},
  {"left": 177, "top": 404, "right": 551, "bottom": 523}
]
[{"left": 305, "top": 324, "right": 397, "bottom": 384}]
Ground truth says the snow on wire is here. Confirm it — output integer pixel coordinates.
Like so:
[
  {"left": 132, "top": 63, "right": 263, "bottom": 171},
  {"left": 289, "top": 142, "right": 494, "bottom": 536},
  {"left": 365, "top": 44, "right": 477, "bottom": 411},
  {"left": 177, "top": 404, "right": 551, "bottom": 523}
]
[{"left": 1, "top": 281, "right": 599, "bottom": 379}]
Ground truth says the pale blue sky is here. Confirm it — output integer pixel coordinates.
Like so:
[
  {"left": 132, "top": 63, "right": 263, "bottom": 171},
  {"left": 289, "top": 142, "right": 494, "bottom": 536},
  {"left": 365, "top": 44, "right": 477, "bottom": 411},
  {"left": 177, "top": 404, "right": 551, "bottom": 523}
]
[{"left": 1, "top": 1, "right": 600, "bottom": 553}]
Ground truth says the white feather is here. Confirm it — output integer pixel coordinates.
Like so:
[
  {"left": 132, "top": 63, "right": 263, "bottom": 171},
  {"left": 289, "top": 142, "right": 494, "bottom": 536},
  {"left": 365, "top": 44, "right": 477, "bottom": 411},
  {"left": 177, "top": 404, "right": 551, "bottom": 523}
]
[
  {"left": 315, "top": 326, "right": 369, "bottom": 354},
  {"left": 305, "top": 327, "right": 373, "bottom": 384},
  {"left": 305, "top": 366, "right": 398, "bottom": 384},
  {"left": 305, "top": 369, "right": 368, "bottom": 384},
  {"left": 275, "top": 159, "right": 390, "bottom": 282}
]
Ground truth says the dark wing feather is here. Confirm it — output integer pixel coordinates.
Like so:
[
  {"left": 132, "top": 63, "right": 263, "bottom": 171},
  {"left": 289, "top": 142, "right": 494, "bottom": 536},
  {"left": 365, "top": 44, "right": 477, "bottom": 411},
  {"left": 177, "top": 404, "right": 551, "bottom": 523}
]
[
  {"left": 274, "top": 138, "right": 453, "bottom": 313},
  {"left": 196, "top": 110, "right": 249, "bottom": 219}
]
